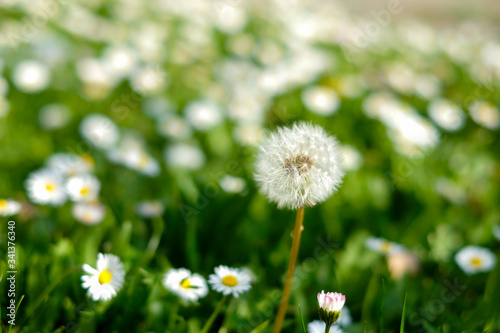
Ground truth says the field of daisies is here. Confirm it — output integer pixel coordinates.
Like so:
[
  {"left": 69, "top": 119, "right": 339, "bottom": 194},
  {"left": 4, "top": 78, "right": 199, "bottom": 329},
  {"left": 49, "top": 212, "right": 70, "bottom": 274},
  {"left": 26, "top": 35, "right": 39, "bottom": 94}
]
[{"left": 1, "top": 0, "right": 500, "bottom": 332}]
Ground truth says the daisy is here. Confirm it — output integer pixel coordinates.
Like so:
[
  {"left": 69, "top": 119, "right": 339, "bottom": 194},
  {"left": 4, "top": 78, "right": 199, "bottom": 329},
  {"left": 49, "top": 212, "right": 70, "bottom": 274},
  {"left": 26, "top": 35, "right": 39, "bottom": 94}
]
[
  {"left": 135, "top": 200, "right": 165, "bottom": 218},
  {"left": 455, "top": 246, "right": 496, "bottom": 275},
  {"left": 81, "top": 253, "right": 125, "bottom": 301},
  {"left": 469, "top": 101, "right": 500, "bottom": 130},
  {"left": 254, "top": 122, "right": 344, "bottom": 210},
  {"left": 164, "top": 143, "right": 206, "bottom": 170},
  {"left": 208, "top": 265, "right": 252, "bottom": 298},
  {"left": 157, "top": 114, "right": 192, "bottom": 140},
  {"left": 79, "top": 114, "right": 120, "bottom": 150},
  {"left": 427, "top": 99, "right": 465, "bottom": 132},
  {"left": 219, "top": 175, "right": 247, "bottom": 194},
  {"left": 25, "top": 169, "right": 67, "bottom": 206},
  {"left": 12, "top": 60, "right": 51, "bottom": 93},
  {"left": 317, "top": 291, "right": 346, "bottom": 328},
  {"left": 0, "top": 199, "right": 21, "bottom": 216},
  {"left": 365, "top": 237, "right": 405, "bottom": 256},
  {"left": 307, "top": 320, "right": 343, "bottom": 333},
  {"left": 46, "top": 153, "right": 94, "bottom": 177},
  {"left": 184, "top": 100, "right": 223, "bottom": 131},
  {"left": 162, "top": 268, "right": 208, "bottom": 302},
  {"left": 341, "top": 145, "right": 363, "bottom": 171},
  {"left": 72, "top": 202, "right": 106, "bottom": 225},
  {"left": 122, "top": 148, "right": 160, "bottom": 177},
  {"left": 301, "top": 86, "right": 340, "bottom": 116},
  {"left": 66, "top": 174, "right": 101, "bottom": 202},
  {"left": 38, "top": 104, "right": 72, "bottom": 130}
]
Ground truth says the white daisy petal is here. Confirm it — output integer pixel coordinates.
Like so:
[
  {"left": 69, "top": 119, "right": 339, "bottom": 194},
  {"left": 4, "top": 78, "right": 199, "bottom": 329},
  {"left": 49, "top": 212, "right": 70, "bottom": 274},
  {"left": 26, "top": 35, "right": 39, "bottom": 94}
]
[
  {"left": 208, "top": 265, "right": 253, "bottom": 298},
  {"left": 162, "top": 268, "right": 208, "bottom": 302},
  {"left": 81, "top": 253, "right": 125, "bottom": 301}
]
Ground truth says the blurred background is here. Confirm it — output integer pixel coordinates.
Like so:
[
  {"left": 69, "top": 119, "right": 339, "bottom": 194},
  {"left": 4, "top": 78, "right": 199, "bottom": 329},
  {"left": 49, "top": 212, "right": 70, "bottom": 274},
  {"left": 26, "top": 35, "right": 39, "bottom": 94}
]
[{"left": 0, "top": 0, "right": 499, "bottom": 332}]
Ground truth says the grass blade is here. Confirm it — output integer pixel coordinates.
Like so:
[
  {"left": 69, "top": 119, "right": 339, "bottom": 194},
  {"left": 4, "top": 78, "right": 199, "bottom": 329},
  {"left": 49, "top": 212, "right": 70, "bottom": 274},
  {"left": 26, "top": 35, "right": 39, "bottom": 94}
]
[
  {"left": 400, "top": 293, "right": 407, "bottom": 333},
  {"left": 298, "top": 304, "right": 307, "bottom": 333}
]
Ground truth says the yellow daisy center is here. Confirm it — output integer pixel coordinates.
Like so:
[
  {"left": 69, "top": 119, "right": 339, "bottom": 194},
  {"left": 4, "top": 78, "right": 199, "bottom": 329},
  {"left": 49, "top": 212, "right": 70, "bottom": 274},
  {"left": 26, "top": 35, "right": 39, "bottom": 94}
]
[
  {"left": 82, "top": 211, "right": 93, "bottom": 222},
  {"left": 380, "top": 241, "right": 392, "bottom": 253},
  {"left": 80, "top": 187, "right": 90, "bottom": 195},
  {"left": 470, "top": 257, "right": 482, "bottom": 266},
  {"left": 45, "top": 182, "right": 55, "bottom": 192},
  {"left": 180, "top": 278, "right": 192, "bottom": 289},
  {"left": 81, "top": 154, "right": 95, "bottom": 167},
  {"left": 99, "top": 269, "right": 113, "bottom": 284},
  {"left": 222, "top": 275, "right": 238, "bottom": 287},
  {"left": 138, "top": 154, "right": 149, "bottom": 168},
  {"left": 0, "top": 199, "right": 6, "bottom": 208}
]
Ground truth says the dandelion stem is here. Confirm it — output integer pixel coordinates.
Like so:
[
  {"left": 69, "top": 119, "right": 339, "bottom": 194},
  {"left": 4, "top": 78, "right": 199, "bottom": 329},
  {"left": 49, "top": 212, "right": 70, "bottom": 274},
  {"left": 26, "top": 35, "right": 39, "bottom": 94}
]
[
  {"left": 200, "top": 295, "right": 228, "bottom": 333},
  {"left": 272, "top": 207, "right": 305, "bottom": 333}
]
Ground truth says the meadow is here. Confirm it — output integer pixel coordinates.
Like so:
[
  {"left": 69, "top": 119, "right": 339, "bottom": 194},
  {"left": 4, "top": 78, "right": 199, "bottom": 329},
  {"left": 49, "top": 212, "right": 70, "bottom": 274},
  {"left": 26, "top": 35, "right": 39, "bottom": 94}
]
[{"left": 0, "top": 1, "right": 499, "bottom": 332}]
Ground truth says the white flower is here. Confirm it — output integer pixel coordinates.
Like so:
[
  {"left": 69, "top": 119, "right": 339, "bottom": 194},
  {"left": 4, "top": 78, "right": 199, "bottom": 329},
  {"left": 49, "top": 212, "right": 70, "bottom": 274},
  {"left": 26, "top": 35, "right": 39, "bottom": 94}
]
[
  {"left": 219, "top": 175, "right": 246, "bottom": 194},
  {"left": 102, "top": 45, "right": 138, "bottom": 78},
  {"left": 317, "top": 291, "right": 346, "bottom": 326},
  {"left": 318, "top": 291, "right": 346, "bottom": 313},
  {"left": 38, "top": 104, "right": 72, "bottom": 130},
  {"left": 72, "top": 202, "right": 106, "bottom": 225},
  {"left": 307, "top": 320, "right": 343, "bottom": 333},
  {"left": 341, "top": 145, "right": 363, "bottom": 171},
  {"left": 25, "top": 169, "right": 67, "bottom": 206},
  {"left": 80, "top": 114, "right": 120, "bottom": 150},
  {"left": 184, "top": 100, "right": 223, "bottom": 131},
  {"left": 469, "top": 101, "right": 500, "bottom": 130},
  {"left": 455, "top": 246, "right": 496, "bottom": 275},
  {"left": 12, "top": 60, "right": 50, "bottom": 93},
  {"left": 66, "top": 174, "right": 101, "bottom": 202},
  {"left": 135, "top": 200, "right": 165, "bottom": 218},
  {"left": 254, "top": 122, "right": 344, "bottom": 210},
  {"left": 164, "top": 143, "right": 205, "bottom": 170},
  {"left": 46, "top": 153, "right": 94, "bottom": 177},
  {"left": 338, "top": 306, "right": 352, "bottom": 327},
  {"left": 157, "top": 115, "right": 192, "bottom": 140},
  {"left": 130, "top": 66, "right": 167, "bottom": 95},
  {"left": 122, "top": 148, "right": 160, "bottom": 177},
  {"left": 0, "top": 199, "right": 21, "bottom": 216},
  {"left": 208, "top": 265, "right": 252, "bottom": 298},
  {"left": 365, "top": 237, "right": 405, "bottom": 256},
  {"left": 81, "top": 253, "right": 125, "bottom": 301},
  {"left": 301, "top": 86, "right": 340, "bottom": 116},
  {"left": 163, "top": 268, "right": 208, "bottom": 302},
  {"left": 428, "top": 99, "right": 465, "bottom": 131},
  {"left": 233, "top": 123, "right": 265, "bottom": 147}
]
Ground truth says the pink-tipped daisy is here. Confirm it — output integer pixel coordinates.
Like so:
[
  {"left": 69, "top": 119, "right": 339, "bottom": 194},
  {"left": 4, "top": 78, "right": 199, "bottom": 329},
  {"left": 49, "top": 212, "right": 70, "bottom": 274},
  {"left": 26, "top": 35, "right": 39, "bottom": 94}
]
[{"left": 317, "top": 290, "right": 346, "bottom": 327}]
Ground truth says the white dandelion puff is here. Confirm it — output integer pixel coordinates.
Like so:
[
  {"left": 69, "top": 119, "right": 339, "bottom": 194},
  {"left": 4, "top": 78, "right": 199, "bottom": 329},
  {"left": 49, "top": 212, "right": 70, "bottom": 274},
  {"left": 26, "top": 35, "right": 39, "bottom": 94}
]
[{"left": 254, "top": 122, "right": 344, "bottom": 210}]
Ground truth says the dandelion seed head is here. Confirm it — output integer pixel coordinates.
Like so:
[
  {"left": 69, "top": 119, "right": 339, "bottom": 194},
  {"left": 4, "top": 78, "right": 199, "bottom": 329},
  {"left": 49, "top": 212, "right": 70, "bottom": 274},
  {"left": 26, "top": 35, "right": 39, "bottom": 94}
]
[{"left": 254, "top": 122, "right": 344, "bottom": 210}]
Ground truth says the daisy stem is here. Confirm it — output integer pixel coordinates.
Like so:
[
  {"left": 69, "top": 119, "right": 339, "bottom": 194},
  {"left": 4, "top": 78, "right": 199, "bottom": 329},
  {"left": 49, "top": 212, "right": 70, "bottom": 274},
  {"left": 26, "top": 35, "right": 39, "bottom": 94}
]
[
  {"left": 200, "top": 295, "right": 228, "bottom": 333},
  {"left": 272, "top": 207, "right": 305, "bottom": 333},
  {"left": 324, "top": 323, "right": 332, "bottom": 333}
]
